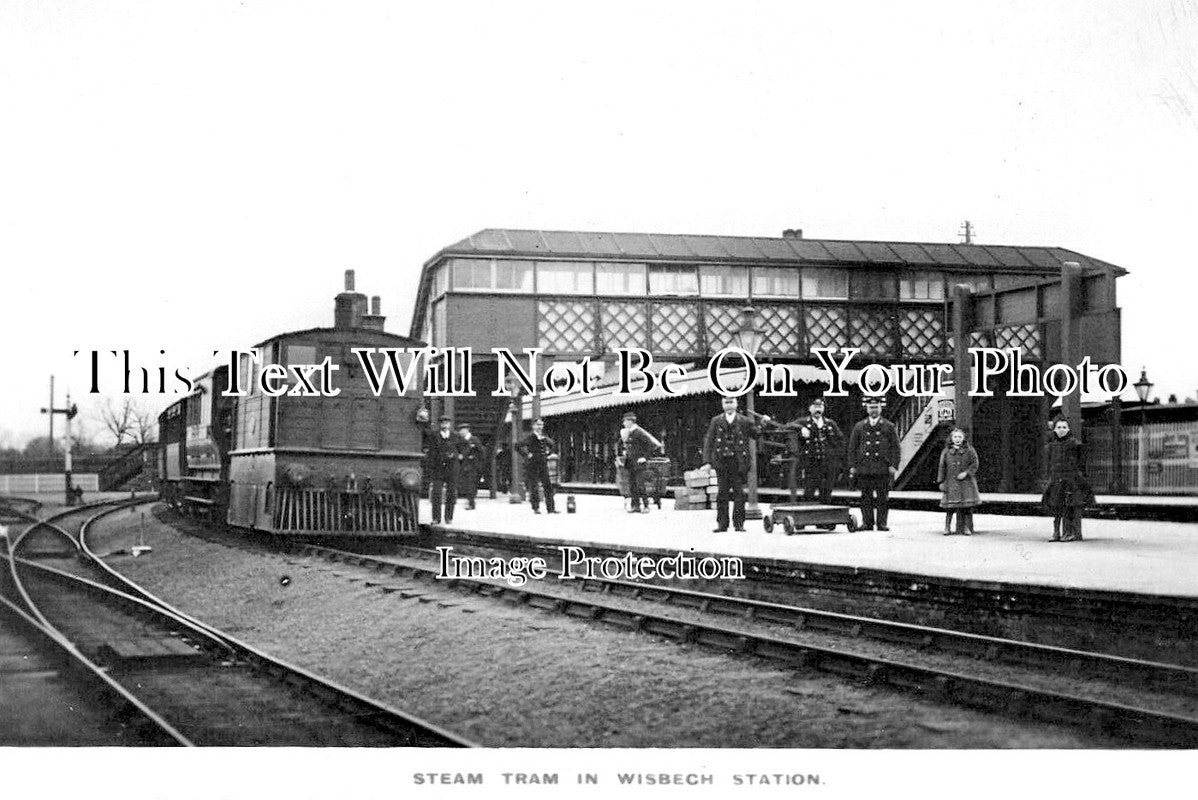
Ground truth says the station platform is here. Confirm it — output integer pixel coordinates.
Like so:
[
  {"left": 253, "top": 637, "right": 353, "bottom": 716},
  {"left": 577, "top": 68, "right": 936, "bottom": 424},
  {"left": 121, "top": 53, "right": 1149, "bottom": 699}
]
[
  {"left": 422, "top": 493, "right": 1198, "bottom": 600},
  {"left": 562, "top": 483, "right": 1198, "bottom": 522}
]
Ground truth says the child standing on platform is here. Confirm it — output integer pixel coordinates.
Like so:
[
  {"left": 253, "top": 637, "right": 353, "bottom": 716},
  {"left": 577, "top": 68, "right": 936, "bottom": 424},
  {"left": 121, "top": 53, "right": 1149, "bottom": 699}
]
[{"left": 937, "top": 427, "right": 980, "bottom": 535}]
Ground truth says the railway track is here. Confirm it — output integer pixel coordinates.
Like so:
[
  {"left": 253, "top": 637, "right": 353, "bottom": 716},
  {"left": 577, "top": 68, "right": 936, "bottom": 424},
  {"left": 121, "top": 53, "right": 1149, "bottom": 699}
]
[
  {"left": 2, "top": 503, "right": 473, "bottom": 747},
  {"left": 0, "top": 578, "right": 188, "bottom": 745},
  {"left": 259, "top": 534, "right": 1198, "bottom": 747}
]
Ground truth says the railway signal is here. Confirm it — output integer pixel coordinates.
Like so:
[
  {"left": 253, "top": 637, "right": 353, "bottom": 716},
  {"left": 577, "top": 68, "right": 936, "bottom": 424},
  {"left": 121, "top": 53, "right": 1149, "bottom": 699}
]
[{"left": 40, "top": 376, "right": 80, "bottom": 505}]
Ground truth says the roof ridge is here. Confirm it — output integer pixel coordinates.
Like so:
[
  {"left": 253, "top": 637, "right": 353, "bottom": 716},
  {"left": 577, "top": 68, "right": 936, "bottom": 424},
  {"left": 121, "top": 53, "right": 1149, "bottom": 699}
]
[{"left": 469, "top": 227, "right": 1076, "bottom": 252}]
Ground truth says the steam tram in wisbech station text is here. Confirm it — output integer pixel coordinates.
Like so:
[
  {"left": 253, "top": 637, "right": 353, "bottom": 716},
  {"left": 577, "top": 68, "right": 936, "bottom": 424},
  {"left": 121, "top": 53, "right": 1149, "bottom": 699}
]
[{"left": 157, "top": 273, "right": 428, "bottom": 537}]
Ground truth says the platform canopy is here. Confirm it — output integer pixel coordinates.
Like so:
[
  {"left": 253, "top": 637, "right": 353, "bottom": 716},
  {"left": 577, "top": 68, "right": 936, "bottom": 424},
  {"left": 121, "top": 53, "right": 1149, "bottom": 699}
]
[{"left": 522, "top": 362, "right": 865, "bottom": 419}]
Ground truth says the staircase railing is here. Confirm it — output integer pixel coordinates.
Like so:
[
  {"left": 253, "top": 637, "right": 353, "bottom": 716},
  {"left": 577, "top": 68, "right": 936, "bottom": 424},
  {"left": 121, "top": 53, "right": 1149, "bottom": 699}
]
[
  {"left": 98, "top": 444, "right": 151, "bottom": 491},
  {"left": 896, "top": 384, "right": 955, "bottom": 479}
]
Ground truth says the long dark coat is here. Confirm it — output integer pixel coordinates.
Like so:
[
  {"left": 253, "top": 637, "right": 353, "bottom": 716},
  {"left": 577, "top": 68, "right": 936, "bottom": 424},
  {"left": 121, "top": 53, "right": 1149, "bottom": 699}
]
[
  {"left": 937, "top": 444, "right": 981, "bottom": 509},
  {"left": 847, "top": 417, "right": 900, "bottom": 476},
  {"left": 1041, "top": 434, "right": 1095, "bottom": 513},
  {"left": 702, "top": 413, "right": 761, "bottom": 473},
  {"left": 423, "top": 429, "right": 461, "bottom": 481},
  {"left": 794, "top": 416, "right": 845, "bottom": 470}
]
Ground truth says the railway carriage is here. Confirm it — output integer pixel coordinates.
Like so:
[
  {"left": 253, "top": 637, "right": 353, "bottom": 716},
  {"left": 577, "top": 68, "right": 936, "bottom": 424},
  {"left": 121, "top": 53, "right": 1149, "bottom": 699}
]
[
  {"left": 157, "top": 272, "right": 427, "bottom": 537},
  {"left": 156, "top": 365, "right": 234, "bottom": 514}
]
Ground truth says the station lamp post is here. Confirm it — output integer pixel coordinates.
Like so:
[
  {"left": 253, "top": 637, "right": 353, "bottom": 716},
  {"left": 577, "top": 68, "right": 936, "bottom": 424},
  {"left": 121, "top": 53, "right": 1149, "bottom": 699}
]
[
  {"left": 735, "top": 306, "right": 764, "bottom": 521},
  {"left": 506, "top": 374, "right": 525, "bottom": 504},
  {"left": 1133, "top": 367, "right": 1154, "bottom": 494}
]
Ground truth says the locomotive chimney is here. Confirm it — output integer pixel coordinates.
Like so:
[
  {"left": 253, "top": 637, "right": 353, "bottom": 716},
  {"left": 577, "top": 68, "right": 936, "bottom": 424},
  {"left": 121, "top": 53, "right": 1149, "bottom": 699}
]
[
  {"left": 361, "top": 295, "right": 386, "bottom": 332},
  {"left": 334, "top": 271, "right": 368, "bottom": 330}
]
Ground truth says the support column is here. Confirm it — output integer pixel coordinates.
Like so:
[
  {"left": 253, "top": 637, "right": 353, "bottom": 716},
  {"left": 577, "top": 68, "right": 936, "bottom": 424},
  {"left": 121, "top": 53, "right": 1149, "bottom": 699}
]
[
  {"left": 998, "top": 383, "right": 1013, "bottom": 492},
  {"left": 1111, "top": 396, "right": 1124, "bottom": 494},
  {"left": 951, "top": 284, "right": 973, "bottom": 435},
  {"left": 1060, "top": 262, "right": 1083, "bottom": 430}
]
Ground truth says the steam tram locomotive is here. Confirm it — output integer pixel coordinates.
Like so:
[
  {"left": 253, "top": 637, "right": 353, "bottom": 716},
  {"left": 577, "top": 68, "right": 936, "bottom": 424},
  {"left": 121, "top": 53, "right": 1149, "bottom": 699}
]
[{"left": 156, "top": 273, "right": 427, "bottom": 537}]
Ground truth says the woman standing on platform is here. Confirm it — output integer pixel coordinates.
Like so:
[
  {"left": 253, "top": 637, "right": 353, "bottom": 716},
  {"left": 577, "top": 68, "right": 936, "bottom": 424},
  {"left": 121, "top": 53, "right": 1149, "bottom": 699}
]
[
  {"left": 1042, "top": 418, "right": 1095, "bottom": 542},
  {"left": 937, "top": 427, "right": 980, "bottom": 535}
]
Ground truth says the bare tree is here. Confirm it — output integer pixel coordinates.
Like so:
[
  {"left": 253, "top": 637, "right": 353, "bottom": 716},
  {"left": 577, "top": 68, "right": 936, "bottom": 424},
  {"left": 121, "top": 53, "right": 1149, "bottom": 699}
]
[
  {"left": 96, "top": 397, "right": 134, "bottom": 447},
  {"left": 130, "top": 402, "right": 157, "bottom": 445},
  {"left": 95, "top": 397, "right": 157, "bottom": 448}
]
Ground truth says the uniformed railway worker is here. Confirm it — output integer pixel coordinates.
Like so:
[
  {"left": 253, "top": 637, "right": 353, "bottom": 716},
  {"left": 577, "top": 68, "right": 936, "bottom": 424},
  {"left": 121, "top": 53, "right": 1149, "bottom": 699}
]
[
  {"left": 701, "top": 396, "right": 768, "bottom": 533},
  {"left": 455, "top": 423, "right": 485, "bottom": 510},
  {"left": 793, "top": 397, "right": 845, "bottom": 513},
  {"left": 620, "top": 412, "right": 663, "bottom": 514},
  {"left": 423, "top": 415, "right": 461, "bottom": 524},
  {"left": 847, "top": 397, "right": 900, "bottom": 531},
  {"left": 518, "top": 418, "right": 559, "bottom": 514}
]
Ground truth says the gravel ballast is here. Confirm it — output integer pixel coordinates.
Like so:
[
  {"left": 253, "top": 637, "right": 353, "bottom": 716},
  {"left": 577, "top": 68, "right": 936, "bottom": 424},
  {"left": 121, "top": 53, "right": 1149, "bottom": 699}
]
[{"left": 88, "top": 506, "right": 1116, "bottom": 748}]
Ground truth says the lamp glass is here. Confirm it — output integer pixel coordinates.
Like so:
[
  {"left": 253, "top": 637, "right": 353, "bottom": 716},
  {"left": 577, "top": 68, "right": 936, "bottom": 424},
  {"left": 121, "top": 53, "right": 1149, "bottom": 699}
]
[
  {"left": 735, "top": 306, "right": 762, "bottom": 357},
  {"left": 1133, "top": 369, "right": 1153, "bottom": 403}
]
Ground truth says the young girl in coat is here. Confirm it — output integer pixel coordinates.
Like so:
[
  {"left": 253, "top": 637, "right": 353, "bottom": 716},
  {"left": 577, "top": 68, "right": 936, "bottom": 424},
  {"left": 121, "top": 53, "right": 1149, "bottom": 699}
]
[
  {"left": 937, "top": 427, "right": 980, "bottom": 535},
  {"left": 1041, "top": 418, "right": 1094, "bottom": 542}
]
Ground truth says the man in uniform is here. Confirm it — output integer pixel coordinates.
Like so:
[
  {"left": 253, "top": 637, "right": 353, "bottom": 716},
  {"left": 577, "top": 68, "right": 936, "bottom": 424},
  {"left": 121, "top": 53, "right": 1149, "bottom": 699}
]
[
  {"left": 700, "top": 396, "right": 768, "bottom": 533},
  {"left": 455, "top": 422, "right": 485, "bottom": 510},
  {"left": 620, "top": 412, "right": 663, "bottom": 514},
  {"left": 847, "top": 397, "right": 900, "bottom": 531},
  {"left": 793, "top": 397, "right": 845, "bottom": 528},
  {"left": 518, "top": 418, "right": 559, "bottom": 514},
  {"left": 424, "top": 415, "right": 461, "bottom": 524}
]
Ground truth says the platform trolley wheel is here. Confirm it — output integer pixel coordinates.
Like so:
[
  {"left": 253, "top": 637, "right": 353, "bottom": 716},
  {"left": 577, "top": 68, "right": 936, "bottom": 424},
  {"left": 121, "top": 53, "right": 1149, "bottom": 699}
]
[
  {"left": 846, "top": 513, "right": 859, "bottom": 532},
  {"left": 762, "top": 513, "right": 774, "bottom": 533},
  {"left": 781, "top": 516, "right": 796, "bottom": 536}
]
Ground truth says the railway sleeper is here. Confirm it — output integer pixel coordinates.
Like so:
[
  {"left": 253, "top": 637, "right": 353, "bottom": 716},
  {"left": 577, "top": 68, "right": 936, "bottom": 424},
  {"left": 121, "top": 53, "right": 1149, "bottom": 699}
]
[
  {"left": 598, "top": 610, "right": 642, "bottom": 630},
  {"left": 691, "top": 628, "right": 749, "bottom": 652}
]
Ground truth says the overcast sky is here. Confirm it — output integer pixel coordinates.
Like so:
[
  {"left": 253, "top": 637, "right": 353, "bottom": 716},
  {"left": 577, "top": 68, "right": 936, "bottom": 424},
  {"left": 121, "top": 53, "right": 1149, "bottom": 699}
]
[{"left": 2, "top": 1, "right": 1196, "bottom": 447}]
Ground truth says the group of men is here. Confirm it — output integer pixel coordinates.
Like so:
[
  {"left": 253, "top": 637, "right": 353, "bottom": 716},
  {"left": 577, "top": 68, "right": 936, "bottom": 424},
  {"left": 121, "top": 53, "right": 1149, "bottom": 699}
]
[
  {"left": 701, "top": 395, "right": 899, "bottom": 532},
  {"left": 426, "top": 393, "right": 899, "bottom": 531},
  {"left": 422, "top": 415, "right": 487, "bottom": 524},
  {"left": 423, "top": 415, "right": 561, "bottom": 523}
]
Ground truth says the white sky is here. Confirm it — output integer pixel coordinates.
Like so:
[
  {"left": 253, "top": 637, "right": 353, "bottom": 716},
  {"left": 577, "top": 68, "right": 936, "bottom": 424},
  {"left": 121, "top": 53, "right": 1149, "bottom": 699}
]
[{"left": 2, "top": 0, "right": 1196, "bottom": 447}]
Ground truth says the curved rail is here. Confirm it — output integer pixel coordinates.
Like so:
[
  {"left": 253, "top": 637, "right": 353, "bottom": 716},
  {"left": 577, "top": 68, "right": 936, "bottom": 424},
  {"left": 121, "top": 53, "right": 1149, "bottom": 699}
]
[
  {"left": 0, "top": 503, "right": 192, "bottom": 746},
  {"left": 75, "top": 500, "right": 475, "bottom": 747},
  {"left": 0, "top": 591, "right": 192, "bottom": 746}
]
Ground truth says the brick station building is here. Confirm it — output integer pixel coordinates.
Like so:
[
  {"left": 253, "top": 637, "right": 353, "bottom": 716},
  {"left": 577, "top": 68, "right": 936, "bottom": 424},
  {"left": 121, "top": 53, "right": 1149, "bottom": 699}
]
[{"left": 408, "top": 228, "right": 1125, "bottom": 493}]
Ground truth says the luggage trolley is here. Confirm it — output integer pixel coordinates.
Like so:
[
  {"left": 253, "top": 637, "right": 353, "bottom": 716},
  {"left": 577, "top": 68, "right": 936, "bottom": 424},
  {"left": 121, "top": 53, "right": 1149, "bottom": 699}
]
[
  {"left": 751, "top": 412, "right": 859, "bottom": 535},
  {"left": 762, "top": 503, "right": 858, "bottom": 534},
  {"left": 616, "top": 456, "right": 672, "bottom": 510}
]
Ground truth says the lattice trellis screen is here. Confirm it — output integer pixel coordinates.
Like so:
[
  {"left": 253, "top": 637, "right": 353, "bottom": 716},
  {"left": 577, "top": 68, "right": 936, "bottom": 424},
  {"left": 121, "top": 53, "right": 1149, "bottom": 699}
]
[
  {"left": 850, "top": 308, "right": 896, "bottom": 357},
  {"left": 804, "top": 306, "right": 849, "bottom": 351},
  {"left": 757, "top": 305, "right": 803, "bottom": 356},
  {"left": 994, "top": 324, "right": 1042, "bottom": 359},
  {"left": 651, "top": 302, "right": 701, "bottom": 354},
  {"left": 704, "top": 304, "right": 742, "bottom": 352},
  {"left": 538, "top": 300, "right": 595, "bottom": 353},
  {"left": 947, "top": 330, "right": 993, "bottom": 352},
  {"left": 900, "top": 308, "right": 945, "bottom": 357},
  {"left": 600, "top": 302, "right": 648, "bottom": 352}
]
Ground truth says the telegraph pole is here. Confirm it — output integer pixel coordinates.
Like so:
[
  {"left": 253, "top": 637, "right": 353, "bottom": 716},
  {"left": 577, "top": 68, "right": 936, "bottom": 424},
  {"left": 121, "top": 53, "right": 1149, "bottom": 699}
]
[
  {"left": 41, "top": 378, "right": 78, "bottom": 505},
  {"left": 959, "top": 220, "right": 975, "bottom": 245}
]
